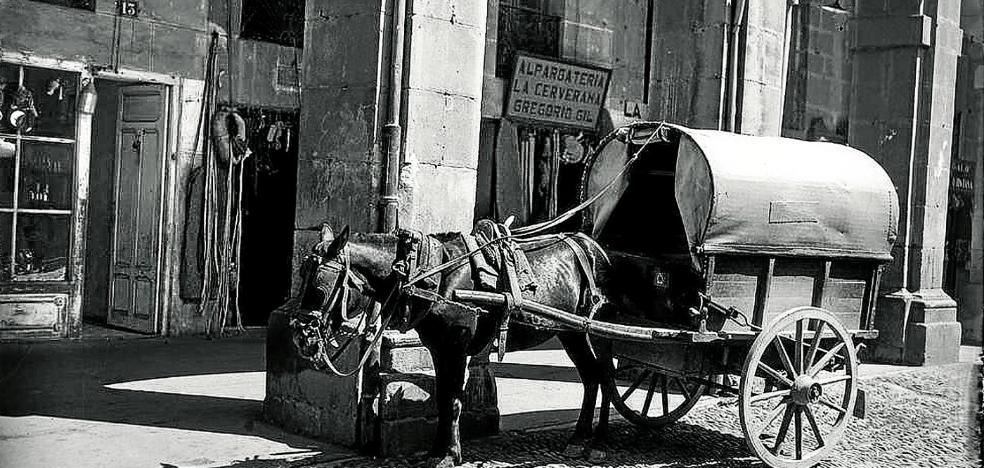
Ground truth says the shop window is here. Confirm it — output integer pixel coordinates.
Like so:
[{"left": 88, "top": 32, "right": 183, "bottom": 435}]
[
  {"left": 240, "top": 0, "right": 305, "bottom": 48},
  {"left": 0, "top": 63, "right": 78, "bottom": 282},
  {"left": 781, "top": 2, "right": 852, "bottom": 143},
  {"left": 496, "top": 0, "right": 561, "bottom": 78},
  {"left": 29, "top": 0, "right": 95, "bottom": 11}
]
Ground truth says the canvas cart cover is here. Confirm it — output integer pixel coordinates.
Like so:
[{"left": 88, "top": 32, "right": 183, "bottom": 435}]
[{"left": 673, "top": 126, "right": 899, "bottom": 261}]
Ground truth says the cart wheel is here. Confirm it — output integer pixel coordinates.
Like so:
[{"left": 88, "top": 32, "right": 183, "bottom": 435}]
[
  {"left": 738, "top": 307, "right": 858, "bottom": 468},
  {"left": 600, "top": 357, "right": 706, "bottom": 429}
]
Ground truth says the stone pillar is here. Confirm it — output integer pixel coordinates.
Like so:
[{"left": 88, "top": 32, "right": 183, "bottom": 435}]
[
  {"left": 270, "top": 0, "right": 494, "bottom": 452},
  {"left": 397, "top": 1, "right": 487, "bottom": 232},
  {"left": 291, "top": 0, "right": 388, "bottom": 294},
  {"left": 850, "top": 0, "right": 964, "bottom": 365},
  {"left": 645, "top": 0, "right": 786, "bottom": 135}
]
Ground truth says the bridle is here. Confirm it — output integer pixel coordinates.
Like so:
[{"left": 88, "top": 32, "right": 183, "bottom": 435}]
[{"left": 297, "top": 247, "right": 397, "bottom": 377}]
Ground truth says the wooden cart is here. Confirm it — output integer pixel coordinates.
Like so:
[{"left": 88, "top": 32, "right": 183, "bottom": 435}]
[{"left": 459, "top": 122, "right": 900, "bottom": 468}]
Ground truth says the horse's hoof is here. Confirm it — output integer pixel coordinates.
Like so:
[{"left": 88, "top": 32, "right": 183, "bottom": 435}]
[
  {"left": 428, "top": 455, "right": 457, "bottom": 468},
  {"left": 586, "top": 448, "right": 608, "bottom": 463},
  {"left": 562, "top": 444, "right": 585, "bottom": 458}
]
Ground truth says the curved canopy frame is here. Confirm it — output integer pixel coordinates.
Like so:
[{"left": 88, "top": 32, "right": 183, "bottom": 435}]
[{"left": 581, "top": 122, "right": 900, "bottom": 267}]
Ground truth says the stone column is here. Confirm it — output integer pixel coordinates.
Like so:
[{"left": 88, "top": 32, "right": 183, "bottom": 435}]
[
  {"left": 397, "top": 1, "right": 487, "bottom": 232},
  {"left": 849, "top": 0, "right": 964, "bottom": 365},
  {"left": 645, "top": 0, "right": 786, "bottom": 135},
  {"left": 269, "top": 0, "right": 388, "bottom": 448}
]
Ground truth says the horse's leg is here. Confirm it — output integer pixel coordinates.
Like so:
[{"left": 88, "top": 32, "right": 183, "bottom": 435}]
[
  {"left": 429, "top": 351, "right": 469, "bottom": 468},
  {"left": 428, "top": 351, "right": 450, "bottom": 459},
  {"left": 558, "top": 333, "right": 601, "bottom": 458}
]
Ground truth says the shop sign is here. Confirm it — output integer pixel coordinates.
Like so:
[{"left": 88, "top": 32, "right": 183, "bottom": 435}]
[
  {"left": 505, "top": 54, "right": 611, "bottom": 131},
  {"left": 951, "top": 160, "right": 975, "bottom": 195}
]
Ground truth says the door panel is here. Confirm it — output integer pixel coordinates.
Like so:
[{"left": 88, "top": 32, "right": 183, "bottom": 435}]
[{"left": 107, "top": 85, "right": 166, "bottom": 333}]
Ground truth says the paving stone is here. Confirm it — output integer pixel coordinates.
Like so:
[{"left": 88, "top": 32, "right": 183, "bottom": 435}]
[{"left": 309, "top": 363, "right": 980, "bottom": 468}]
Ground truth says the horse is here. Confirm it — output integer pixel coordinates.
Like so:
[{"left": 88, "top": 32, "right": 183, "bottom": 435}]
[{"left": 290, "top": 224, "right": 615, "bottom": 468}]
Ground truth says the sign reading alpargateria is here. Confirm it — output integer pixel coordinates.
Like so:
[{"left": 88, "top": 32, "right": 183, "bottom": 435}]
[{"left": 505, "top": 54, "right": 611, "bottom": 130}]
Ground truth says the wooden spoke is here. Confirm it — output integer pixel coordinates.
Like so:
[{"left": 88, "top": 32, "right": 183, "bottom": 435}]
[
  {"left": 808, "top": 342, "right": 846, "bottom": 377},
  {"left": 661, "top": 374, "right": 670, "bottom": 415},
  {"left": 640, "top": 373, "right": 658, "bottom": 417},
  {"left": 754, "top": 398, "right": 790, "bottom": 437},
  {"left": 794, "top": 319, "right": 805, "bottom": 374},
  {"left": 771, "top": 405, "right": 795, "bottom": 454},
  {"left": 675, "top": 377, "right": 692, "bottom": 401},
  {"left": 772, "top": 336, "right": 797, "bottom": 377},
  {"left": 806, "top": 320, "right": 826, "bottom": 370},
  {"left": 621, "top": 369, "right": 650, "bottom": 400},
  {"left": 816, "top": 374, "right": 852, "bottom": 386},
  {"left": 758, "top": 362, "right": 794, "bottom": 388},
  {"left": 751, "top": 389, "right": 790, "bottom": 404},
  {"left": 803, "top": 405, "right": 825, "bottom": 447},
  {"left": 794, "top": 408, "right": 803, "bottom": 459},
  {"left": 818, "top": 396, "right": 847, "bottom": 415}
]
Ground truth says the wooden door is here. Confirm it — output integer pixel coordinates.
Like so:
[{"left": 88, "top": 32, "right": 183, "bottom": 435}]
[{"left": 107, "top": 85, "right": 166, "bottom": 333}]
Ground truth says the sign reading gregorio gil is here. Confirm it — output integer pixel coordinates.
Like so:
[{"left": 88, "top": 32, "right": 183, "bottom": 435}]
[{"left": 505, "top": 54, "right": 611, "bottom": 131}]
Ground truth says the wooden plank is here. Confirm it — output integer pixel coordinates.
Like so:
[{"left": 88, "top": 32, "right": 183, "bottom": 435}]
[
  {"left": 864, "top": 267, "right": 883, "bottom": 331},
  {"left": 812, "top": 260, "right": 831, "bottom": 308},
  {"left": 753, "top": 258, "right": 775, "bottom": 327}
]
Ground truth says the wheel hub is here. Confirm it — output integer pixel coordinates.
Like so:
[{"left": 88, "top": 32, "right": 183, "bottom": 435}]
[{"left": 790, "top": 374, "right": 822, "bottom": 406}]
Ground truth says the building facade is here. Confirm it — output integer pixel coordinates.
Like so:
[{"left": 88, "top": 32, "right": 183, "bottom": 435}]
[{"left": 0, "top": 0, "right": 304, "bottom": 338}]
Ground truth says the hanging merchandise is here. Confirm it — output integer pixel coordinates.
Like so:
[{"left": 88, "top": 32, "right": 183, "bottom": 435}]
[
  {"left": 9, "top": 86, "right": 38, "bottom": 133},
  {"left": 198, "top": 105, "right": 252, "bottom": 337},
  {"left": 192, "top": 31, "right": 253, "bottom": 337}
]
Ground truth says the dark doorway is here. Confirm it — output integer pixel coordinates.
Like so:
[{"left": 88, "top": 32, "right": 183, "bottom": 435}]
[{"left": 237, "top": 106, "right": 298, "bottom": 326}]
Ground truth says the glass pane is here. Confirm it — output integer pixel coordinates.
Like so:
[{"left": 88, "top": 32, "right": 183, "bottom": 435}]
[
  {"left": 19, "top": 141, "right": 74, "bottom": 211},
  {"left": 0, "top": 63, "right": 22, "bottom": 135},
  {"left": 20, "top": 66, "right": 79, "bottom": 139},
  {"left": 0, "top": 138, "right": 14, "bottom": 207},
  {"left": 12, "top": 213, "right": 70, "bottom": 282},
  {"left": 0, "top": 212, "right": 11, "bottom": 281}
]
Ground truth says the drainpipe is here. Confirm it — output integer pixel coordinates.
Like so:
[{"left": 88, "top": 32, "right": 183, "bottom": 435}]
[
  {"left": 778, "top": 0, "right": 798, "bottom": 123},
  {"left": 725, "top": 0, "right": 748, "bottom": 132},
  {"left": 380, "top": 0, "right": 408, "bottom": 232}
]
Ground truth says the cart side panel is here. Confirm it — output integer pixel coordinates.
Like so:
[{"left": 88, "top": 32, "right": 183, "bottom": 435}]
[{"left": 706, "top": 255, "right": 878, "bottom": 332}]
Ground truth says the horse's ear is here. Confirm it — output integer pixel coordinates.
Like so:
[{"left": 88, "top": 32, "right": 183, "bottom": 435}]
[{"left": 320, "top": 225, "right": 350, "bottom": 259}]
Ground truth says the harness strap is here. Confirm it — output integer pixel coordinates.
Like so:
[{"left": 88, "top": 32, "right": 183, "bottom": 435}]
[{"left": 562, "top": 236, "right": 604, "bottom": 320}]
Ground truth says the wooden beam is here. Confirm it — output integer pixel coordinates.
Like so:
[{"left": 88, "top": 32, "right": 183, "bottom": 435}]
[
  {"left": 812, "top": 260, "right": 831, "bottom": 308},
  {"left": 752, "top": 257, "right": 775, "bottom": 327}
]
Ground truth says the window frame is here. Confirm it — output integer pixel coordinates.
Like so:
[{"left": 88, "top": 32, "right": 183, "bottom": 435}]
[{"left": 0, "top": 62, "right": 79, "bottom": 284}]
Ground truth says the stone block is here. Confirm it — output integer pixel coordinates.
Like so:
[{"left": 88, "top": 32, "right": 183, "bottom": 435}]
[
  {"left": 293, "top": 158, "right": 378, "bottom": 231},
  {"left": 303, "top": 11, "right": 384, "bottom": 86},
  {"left": 381, "top": 346, "right": 434, "bottom": 373},
  {"left": 903, "top": 321, "right": 962, "bottom": 366},
  {"left": 264, "top": 303, "right": 364, "bottom": 446},
  {"left": 399, "top": 164, "right": 477, "bottom": 232},
  {"left": 406, "top": 14, "right": 486, "bottom": 98},
  {"left": 404, "top": 88, "right": 482, "bottom": 168},
  {"left": 380, "top": 372, "right": 437, "bottom": 420},
  {"left": 150, "top": 23, "right": 208, "bottom": 76},
  {"left": 871, "top": 289, "right": 963, "bottom": 365},
  {"left": 413, "top": 0, "right": 487, "bottom": 28}
]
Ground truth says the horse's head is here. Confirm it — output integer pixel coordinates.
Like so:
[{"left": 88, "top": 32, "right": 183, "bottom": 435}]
[{"left": 290, "top": 224, "right": 378, "bottom": 369}]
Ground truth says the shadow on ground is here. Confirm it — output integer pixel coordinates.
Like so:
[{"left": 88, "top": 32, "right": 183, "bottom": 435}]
[{"left": 0, "top": 332, "right": 317, "bottom": 450}]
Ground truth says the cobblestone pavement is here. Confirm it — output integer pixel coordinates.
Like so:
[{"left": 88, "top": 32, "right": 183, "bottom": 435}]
[{"left": 315, "top": 362, "right": 980, "bottom": 468}]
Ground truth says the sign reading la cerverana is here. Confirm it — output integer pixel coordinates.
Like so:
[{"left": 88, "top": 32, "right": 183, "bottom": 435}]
[{"left": 505, "top": 54, "right": 611, "bottom": 130}]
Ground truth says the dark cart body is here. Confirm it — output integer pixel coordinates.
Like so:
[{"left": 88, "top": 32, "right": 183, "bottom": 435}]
[{"left": 578, "top": 122, "right": 899, "bottom": 467}]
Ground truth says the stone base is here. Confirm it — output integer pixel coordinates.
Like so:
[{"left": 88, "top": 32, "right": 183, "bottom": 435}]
[
  {"left": 871, "top": 289, "right": 962, "bottom": 366},
  {"left": 263, "top": 302, "right": 365, "bottom": 446},
  {"left": 372, "top": 330, "right": 500, "bottom": 456}
]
